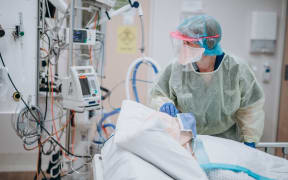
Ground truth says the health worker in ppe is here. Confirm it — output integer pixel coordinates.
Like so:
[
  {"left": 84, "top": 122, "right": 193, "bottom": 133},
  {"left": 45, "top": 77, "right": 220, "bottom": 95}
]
[{"left": 149, "top": 15, "right": 265, "bottom": 148}]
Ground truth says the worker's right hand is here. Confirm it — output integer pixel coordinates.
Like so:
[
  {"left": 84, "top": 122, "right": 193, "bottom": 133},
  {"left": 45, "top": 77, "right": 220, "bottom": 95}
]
[{"left": 160, "top": 103, "right": 179, "bottom": 117}]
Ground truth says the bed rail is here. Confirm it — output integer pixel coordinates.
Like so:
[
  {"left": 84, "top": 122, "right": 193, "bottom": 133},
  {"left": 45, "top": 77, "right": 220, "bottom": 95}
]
[{"left": 256, "top": 142, "right": 288, "bottom": 159}]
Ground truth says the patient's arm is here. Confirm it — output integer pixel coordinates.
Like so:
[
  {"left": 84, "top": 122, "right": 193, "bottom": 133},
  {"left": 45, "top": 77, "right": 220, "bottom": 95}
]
[{"left": 146, "top": 112, "right": 195, "bottom": 155}]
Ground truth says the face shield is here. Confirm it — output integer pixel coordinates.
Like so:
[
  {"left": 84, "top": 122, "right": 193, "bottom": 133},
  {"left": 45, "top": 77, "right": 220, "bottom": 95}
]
[
  {"left": 170, "top": 31, "right": 219, "bottom": 65},
  {"left": 171, "top": 15, "right": 223, "bottom": 63}
]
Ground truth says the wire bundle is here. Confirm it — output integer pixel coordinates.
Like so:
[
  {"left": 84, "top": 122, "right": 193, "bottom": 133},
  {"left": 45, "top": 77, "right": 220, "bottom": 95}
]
[{"left": 13, "top": 106, "right": 43, "bottom": 146}]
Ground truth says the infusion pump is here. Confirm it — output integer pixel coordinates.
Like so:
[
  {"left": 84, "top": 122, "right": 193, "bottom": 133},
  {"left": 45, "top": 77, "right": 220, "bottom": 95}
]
[{"left": 62, "top": 66, "right": 101, "bottom": 112}]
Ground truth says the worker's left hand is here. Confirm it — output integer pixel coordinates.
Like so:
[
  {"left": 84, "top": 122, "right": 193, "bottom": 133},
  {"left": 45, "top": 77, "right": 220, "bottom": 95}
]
[
  {"left": 159, "top": 103, "right": 179, "bottom": 117},
  {"left": 244, "top": 142, "right": 256, "bottom": 148}
]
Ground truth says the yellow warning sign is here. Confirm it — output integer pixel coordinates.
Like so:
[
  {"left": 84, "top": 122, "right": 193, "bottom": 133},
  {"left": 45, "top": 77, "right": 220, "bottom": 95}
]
[{"left": 117, "top": 26, "right": 137, "bottom": 54}]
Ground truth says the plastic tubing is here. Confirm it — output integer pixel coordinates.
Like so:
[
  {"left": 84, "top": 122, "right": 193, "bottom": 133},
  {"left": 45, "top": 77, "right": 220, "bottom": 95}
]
[{"left": 125, "top": 57, "right": 161, "bottom": 101}]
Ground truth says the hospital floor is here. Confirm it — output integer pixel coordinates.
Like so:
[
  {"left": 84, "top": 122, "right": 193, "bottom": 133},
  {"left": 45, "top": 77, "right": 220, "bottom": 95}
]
[{"left": 0, "top": 172, "right": 40, "bottom": 180}]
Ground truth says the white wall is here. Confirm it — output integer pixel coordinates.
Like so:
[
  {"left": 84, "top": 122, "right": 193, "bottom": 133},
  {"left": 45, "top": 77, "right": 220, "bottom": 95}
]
[
  {"left": 0, "top": 0, "right": 38, "bottom": 171},
  {"left": 149, "top": 0, "right": 287, "bottom": 142}
]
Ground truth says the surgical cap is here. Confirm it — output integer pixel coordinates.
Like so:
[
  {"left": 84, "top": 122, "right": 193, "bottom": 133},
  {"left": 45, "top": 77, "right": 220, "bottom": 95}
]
[{"left": 176, "top": 15, "right": 223, "bottom": 56}]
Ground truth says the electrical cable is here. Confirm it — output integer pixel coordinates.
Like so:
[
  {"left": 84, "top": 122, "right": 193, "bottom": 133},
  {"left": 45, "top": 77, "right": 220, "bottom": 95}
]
[
  {"left": 43, "top": 61, "right": 49, "bottom": 121},
  {"left": 60, "top": 159, "right": 93, "bottom": 177},
  {"left": 39, "top": 30, "right": 64, "bottom": 65},
  {"left": 37, "top": 140, "right": 48, "bottom": 180},
  {"left": 65, "top": 111, "right": 78, "bottom": 161},
  {"left": 103, "top": 134, "right": 114, "bottom": 144},
  {"left": 40, "top": 32, "right": 62, "bottom": 123},
  {"left": 14, "top": 106, "right": 43, "bottom": 146},
  {"left": 88, "top": 10, "right": 99, "bottom": 65},
  {"left": 43, "top": 90, "right": 48, "bottom": 121},
  {"left": 96, "top": 10, "right": 100, "bottom": 29},
  {"left": 94, "top": 40, "right": 104, "bottom": 77},
  {"left": 100, "top": 86, "right": 111, "bottom": 100},
  {"left": 0, "top": 52, "right": 90, "bottom": 159},
  {"left": 107, "top": 80, "right": 125, "bottom": 110},
  {"left": 40, "top": 169, "right": 47, "bottom": 180},
  {"left": 89, "top": 46, "right": 93, "bottom": 65},
  {"left": 107, "top": 79, "right": 153, "bottom": 110},
  {"left": 41, "top": 113, "right": 64, "bottom": 122},
  {"left": 98, "top": 25, "right": 105, "bottom": 145},
  {"left": 45, "top": 0, "right": 52, "bottom": 18},
  {"left": 49, "top": 63, "right": 77, "bottom": 161},
  {"left": 48, "top": 42, "right": 61, "bottom": 65},
  {"left": 49, "top": 63, "right": 59, "bottom": 140},
  {"left": 39, "top": 31, "right": 51, "bottom": 60},
  {"left": 37, "top": 141, "right": 41, "bottom": 180},
  {"left": 40, "top": 48, "right": 50, "bottom": 59},
  {"left": 85, "top": 11, "right": 97, "bottom": 28},
  {"left": 139, "top": 14, "right": 145, "bottom": 54},
  {"left": 41, "top": 139, "right": 55, "bottom": 156},
  {"left": 41, "top": 32, "right": 51, "bottom": 50},
  {"left": 23, "top": 117, "right": 69, "bottom": 151}
]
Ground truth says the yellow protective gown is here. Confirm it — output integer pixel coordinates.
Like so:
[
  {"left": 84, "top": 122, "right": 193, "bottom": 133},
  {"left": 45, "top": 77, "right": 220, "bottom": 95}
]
[{"left": 149, "top": 54, "right": 265, "bottom": 143}]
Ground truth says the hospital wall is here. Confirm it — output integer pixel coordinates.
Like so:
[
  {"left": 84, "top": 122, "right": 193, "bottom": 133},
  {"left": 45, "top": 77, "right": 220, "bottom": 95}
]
[
  {"left": 0, "top": 0, "right": 39, "bottom": 171},
  {"left": 148, "top": 0, "right": 287, "bottom": 142},
  {"left": 101, "top": 0, "right": 151, "bottom": 121}
]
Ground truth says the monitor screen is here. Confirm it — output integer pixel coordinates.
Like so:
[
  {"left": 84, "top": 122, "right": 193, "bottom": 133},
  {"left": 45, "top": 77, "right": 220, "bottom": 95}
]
[
  {"left": 79, "top": 77, "right": 90, "bottom": 96},
  {"left": 73, "top": 30, "right": 87, "bottom": 43}
]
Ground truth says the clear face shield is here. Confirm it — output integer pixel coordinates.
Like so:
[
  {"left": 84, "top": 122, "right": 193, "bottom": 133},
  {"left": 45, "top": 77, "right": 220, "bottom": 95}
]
[
  {"left": 170, "top": 31, "right": 221, "bottom": 73},
  {"left": 170, "top": 31, "right": 205, "bottom": 66},
  {"left": 171, "top": 15, "right": 223, "bottom": 70}
]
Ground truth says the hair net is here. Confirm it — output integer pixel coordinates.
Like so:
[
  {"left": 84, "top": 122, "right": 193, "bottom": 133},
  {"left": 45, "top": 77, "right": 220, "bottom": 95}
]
[{"left": 171, "top": 15, "right": 223, "bottom": 56}]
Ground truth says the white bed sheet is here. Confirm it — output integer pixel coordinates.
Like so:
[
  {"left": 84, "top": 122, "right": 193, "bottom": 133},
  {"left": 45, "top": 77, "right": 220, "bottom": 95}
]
[
  {"left": 113, "top": 100, "right": 288, "bottom": 180},
  {"left": 101, "top": 137, "right": 174, "bottom": 180},
  {"left": 199, "top": 135, "right": 288, "bottom": 180},
  {"left": 115, "top": 100, "right": 208, "bottom": 180}
]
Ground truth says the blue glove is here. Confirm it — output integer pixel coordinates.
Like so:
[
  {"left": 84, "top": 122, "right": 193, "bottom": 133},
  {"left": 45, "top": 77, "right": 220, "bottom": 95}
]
[
  {"left": 160, "top": 103, "right": 179, "bottom": 117},
  {"left": 244, "top": 142, "right": 256, "bottom": 148}
]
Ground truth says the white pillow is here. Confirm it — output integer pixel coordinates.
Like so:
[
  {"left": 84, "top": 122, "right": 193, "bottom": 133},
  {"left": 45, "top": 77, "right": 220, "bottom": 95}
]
[{"left": 115, "top": 100, "right": 208, "bottom": 180}]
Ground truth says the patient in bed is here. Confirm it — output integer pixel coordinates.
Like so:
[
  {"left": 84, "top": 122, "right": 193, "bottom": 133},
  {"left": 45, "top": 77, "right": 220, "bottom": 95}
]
[{"left": 108, "top": 100, "right": 288, "bottom": 180}]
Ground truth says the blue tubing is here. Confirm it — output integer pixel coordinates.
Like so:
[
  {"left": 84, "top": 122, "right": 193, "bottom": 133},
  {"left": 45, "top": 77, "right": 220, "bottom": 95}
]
[
  {"left": 103, "top": 123, "right": 116, "bottom": 129},
  {"left": 132, "top": 60, "right": 159, "bottom": 102},
  {"left": 96, "top": 60, "right": 159, "bottom": 139},
  {"left": 97, "top": 108, "right": 120, "bottom": 138}
]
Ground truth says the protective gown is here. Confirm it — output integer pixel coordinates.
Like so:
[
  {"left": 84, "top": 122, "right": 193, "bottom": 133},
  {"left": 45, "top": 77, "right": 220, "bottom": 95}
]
[{"left": 149, "top": 54, "right": 265, "bottom": 143}]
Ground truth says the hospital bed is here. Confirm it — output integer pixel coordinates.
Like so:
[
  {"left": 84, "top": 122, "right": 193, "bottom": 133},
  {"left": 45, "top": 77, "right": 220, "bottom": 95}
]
[
  {"left": 91, "top": 139, "right": 288, "bottom": 180},
  {"left": 91, "top": 100, "right": 288, "bottom": 180}
]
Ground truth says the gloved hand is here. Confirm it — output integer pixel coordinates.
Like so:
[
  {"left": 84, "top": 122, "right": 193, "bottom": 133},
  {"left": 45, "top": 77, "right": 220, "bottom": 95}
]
[
  {"left": 244, "top": 142, "right": 256, "bottom": 148},
  {"left": 160, "top": 103, "right": 179, "bottom": 117},
  {"left": 177, "top": 113, "right": 197, "bottom": 138}
]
